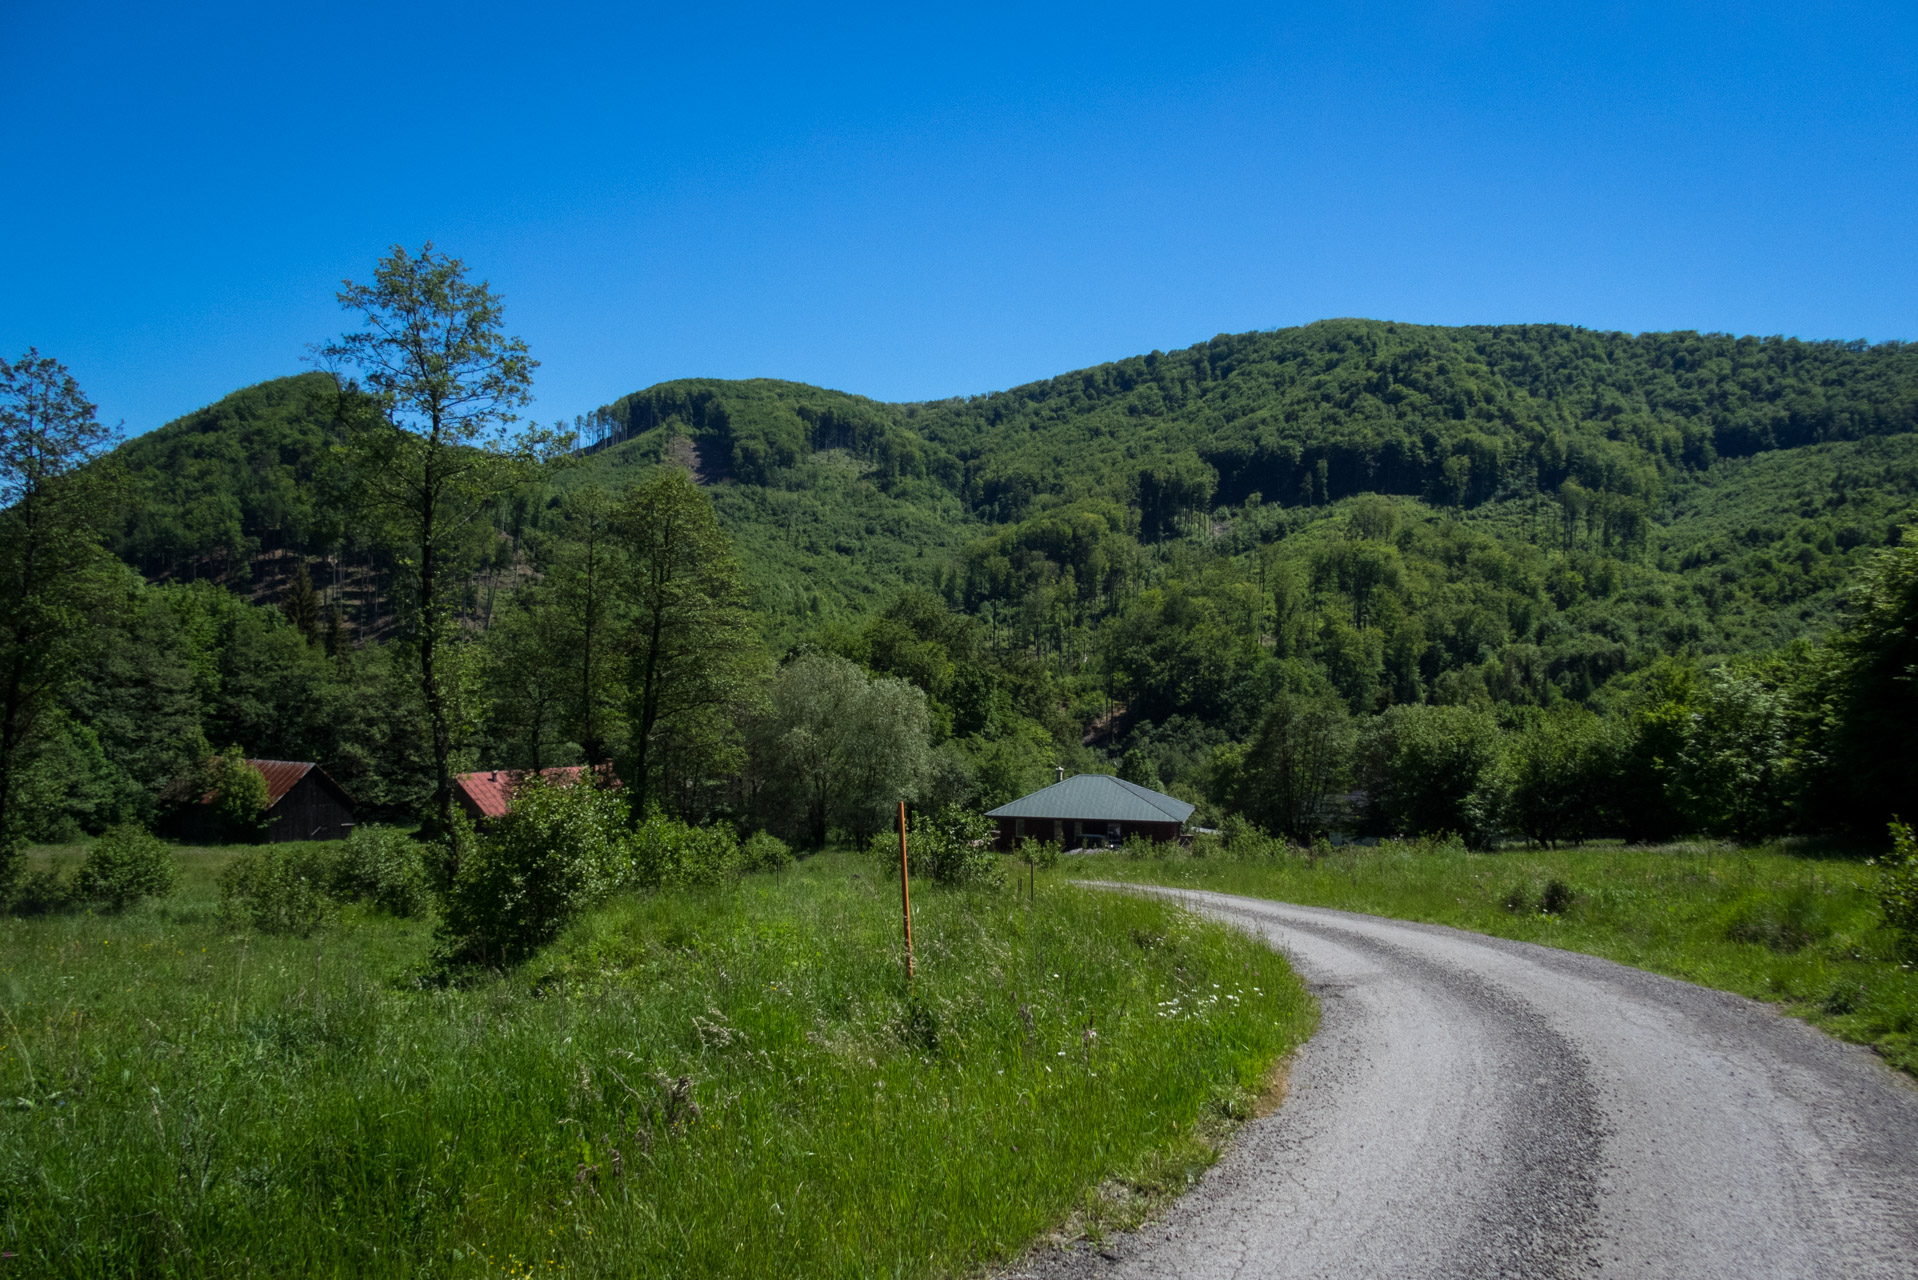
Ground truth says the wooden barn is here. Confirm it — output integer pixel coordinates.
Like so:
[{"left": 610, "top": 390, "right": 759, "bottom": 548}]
[
  {"left": 986, "top": 773, "right": 1194, "bottom": 851},
  {"left": 174, "top": 759, "right": 356, "bottom": 843},
  {"left": 453, "top": 765, "right": 617, "bottom": 823}
]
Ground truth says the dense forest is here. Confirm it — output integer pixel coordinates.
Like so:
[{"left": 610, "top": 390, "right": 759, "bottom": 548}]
[{"left": 8, "top": 303, "right": 1918, "bottom": 862}]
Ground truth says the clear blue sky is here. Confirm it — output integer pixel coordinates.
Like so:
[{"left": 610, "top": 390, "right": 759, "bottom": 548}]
[{"left": 2, "top": 2, "right": 1913, "bottom": 437}]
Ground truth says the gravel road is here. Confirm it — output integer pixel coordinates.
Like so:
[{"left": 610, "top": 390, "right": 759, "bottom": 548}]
[{"left": 1014, "top": 887, "right": 1918, "bottom": 1280}]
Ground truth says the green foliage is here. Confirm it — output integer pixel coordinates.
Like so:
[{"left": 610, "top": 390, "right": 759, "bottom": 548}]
[
  {"left": 1875, "top": 820, "right": 1918, "bottom": 953},
  {"left": 908, "top": 804, "right": 1002, "bottom": 888},
  {"left": 72, "top": 824, "right": 177, "bottom": 912},
  {"left": 0, "top": 349, "right": 119, "bottom": 882},
  {"left": 623, "top": 808, "right": 743, "bottom": 892},
  {"left": 1816, "top": 535, "right": 1918, "bottom": 831},
  {"left": 1501, "top": 706, "right": 1620, "bottom": 847},
  {"left": 1015, "top": 835, "right": 1062, "bottom": 871},
  {"left": 10, "top": 866, "right": 76, "bottom": 916},
  {"left": 436, "top": 776, "right": 626, "bottom": 969},
  {"left": 751, "top": 651, "right": 931, "bottom": 846},
  {"left": 1354, "top": 704, "right": 1500, "bottom": 843},
  {"left": 204, "top": 744, "right": 270, "bottom": 842},
  {"left": 869, "top": 804, "right": 1002, "bottom": 887},
  {"left": 614, "top": 467, "right": 764, "bottom": 813},
  {"left": 330, "top": 824, "right": 430, "bottom": 917},
  {"left": 739, "top": 830, "right": 793, "bottom": 873},
  {"left": 219, "top": 844, "right": 338, "bottom": 936},
  {"left": 1215, "top": 692, "right": 1353, "bottom": 841},
  {"left": 1675, "top": 663, "right": 1800, "bottom": 839}
]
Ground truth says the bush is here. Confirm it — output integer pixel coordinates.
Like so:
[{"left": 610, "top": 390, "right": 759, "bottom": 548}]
[
  {"left": 219, "top": 845, "right": 338, "bottom": 936},
  {"left": 626, "top": 810, "right": 743, "bottom": 891},
  {"left": 331, "top": 824, "right": 430, "bottom": 917},
  {"left": 437, "top": 776, "right": 626, "bottom": 970},
  {"left": 1539, "top": 878, "right": 1576, "bottom": 916},
  {"left": 1015, "top": 837, "right": 1061, "bottom": 871},
  {"left": 896, "top": 805, "right": 1002, "bottom": 889},
  {"left": 740, "top": 831, "right": 793, "bottom": 874},
  {"left": 11, "top": 867, "right": 75, "bottom": 915},
  {"left": 74, "top": 824, "right": 178, "bottom": 911},
  {"left": 204, "top": 746, "right": 271, "bottom": 843},
  {"left": 1875, "top": 819, "right": 1918, "bottom": 952}
]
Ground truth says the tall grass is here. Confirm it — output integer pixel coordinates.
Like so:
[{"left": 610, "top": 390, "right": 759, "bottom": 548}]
[
  {"left": 1086, "top": 837, "right": 1918, "bottom": 1074},
  {"left": 0, "top": 847, "right": 1310, "bottom": 1278}
]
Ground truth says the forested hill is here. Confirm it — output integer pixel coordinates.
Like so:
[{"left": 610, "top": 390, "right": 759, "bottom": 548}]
[
  {"left": 35, "top": 318, "right": 1918, "bottom": 841},
  {"left": 106, "top": 322, "right": 1918, "bottom": 592}
]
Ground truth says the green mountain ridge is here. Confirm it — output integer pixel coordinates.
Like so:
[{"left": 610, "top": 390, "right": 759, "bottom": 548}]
[
  {"left": 79, "top": 317, "right": 1914, "bottom": 707},
  {"left": 19, "top": 316, "right": 1912, "bottom": 840}
]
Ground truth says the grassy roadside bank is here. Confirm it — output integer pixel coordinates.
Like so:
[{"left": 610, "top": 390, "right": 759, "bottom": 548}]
[
  {"left": 1080, "top": 840, "right": 1918, "bottom": 1076},
  {"left": 0, "top": 846, "right": 1311, "bottom": 1278}
]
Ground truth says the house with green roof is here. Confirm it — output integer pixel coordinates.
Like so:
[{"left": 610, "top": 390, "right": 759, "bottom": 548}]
[{"left": 985, "top": 772, "right": 1194, "bottom": 850}]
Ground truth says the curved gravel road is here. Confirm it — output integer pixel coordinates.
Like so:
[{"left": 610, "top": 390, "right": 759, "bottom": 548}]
[{"left": 1016, "top": 886, "right": 1918, "bottom": 1280}]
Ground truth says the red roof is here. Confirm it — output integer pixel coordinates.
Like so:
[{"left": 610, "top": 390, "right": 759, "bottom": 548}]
[
  {"left": 248, "top": 759, "right": 315, "bottom": 806},
  {"left": 197, "top": 759, "right": 332, "bottom": 808},
  {"left": 453, "top": 765, "right": 613, "bottom": 820}
]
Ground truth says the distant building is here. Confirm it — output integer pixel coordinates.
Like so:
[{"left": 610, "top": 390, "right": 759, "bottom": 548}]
[
  {"left": 453, "top": 765, "right": 617, "bottom": 823},
  {"left": 173, "top": 759, "right": 356, "bottom": 843},
  {"left": 986, "top": 772, "right": 1195, "bottom": 850}
]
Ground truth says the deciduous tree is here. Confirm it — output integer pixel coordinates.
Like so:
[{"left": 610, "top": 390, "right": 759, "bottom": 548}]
[
  {"left": 319, "top": 244, "right": 555, "bottom": 844},
  {"left": 0, "top": 350, "right": 117, "bottom": 883},
  {"left": 614, "top": 467, "right": 762, "bottom": 813}
]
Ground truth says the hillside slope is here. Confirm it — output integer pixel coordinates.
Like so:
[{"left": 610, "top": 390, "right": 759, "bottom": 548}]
[{"left": 95, "top": 321, "right": 1918, "bottom": 660}]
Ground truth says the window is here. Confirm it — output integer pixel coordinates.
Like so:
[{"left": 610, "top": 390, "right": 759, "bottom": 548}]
[
  {"left": 1108, "top": 821, "right": 1121, "bottom": 840},
  {"left": 1015, "top": 819, "right": 1025, "bottom": 838}
]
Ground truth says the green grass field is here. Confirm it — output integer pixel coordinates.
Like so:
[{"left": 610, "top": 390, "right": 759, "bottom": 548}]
[
  {"left": 1081, "top": 838, "right": 1918, "bottom": 1075},
  {"left": 0, "top": 845, "right": 1311, "bottom": 1278}
]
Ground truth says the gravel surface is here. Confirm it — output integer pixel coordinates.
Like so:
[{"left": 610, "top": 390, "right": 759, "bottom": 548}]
[{"left": 1011, "top": 887, "right": 1918, "bottom": 1280}]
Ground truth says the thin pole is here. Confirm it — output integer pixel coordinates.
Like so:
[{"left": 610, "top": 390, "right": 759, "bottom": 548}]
[{"left": 898, "top": 801, "right": 915, "bottom": 979}]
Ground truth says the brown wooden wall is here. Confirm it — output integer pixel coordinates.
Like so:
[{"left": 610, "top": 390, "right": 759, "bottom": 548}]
[{"left": 265, "top": 774, "right": 355, "bottom": 843}]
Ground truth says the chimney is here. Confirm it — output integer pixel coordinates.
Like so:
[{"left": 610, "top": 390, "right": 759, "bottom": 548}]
[{"left": 1055, "top": 765, "right": 1066, "bottom": 783}]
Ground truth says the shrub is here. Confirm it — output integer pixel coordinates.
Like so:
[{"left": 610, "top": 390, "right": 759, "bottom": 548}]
[
  {"left": 627, "top": 810, "right": 743, "bottom": 890},
  {"left": 74, "top": 824, "right": 178, "bottom": 911},
  {"left": 1015, "top": 837, "right": 1061, "bottom": 871},
  {"left": 1875, "top": 819, "right": 1918, "bottom": 952},
  {"left": 437, "top": 776, "right": 626, "bottom": 970},
  {"left": 204, "top": 746, "right": 271, "bottom": 843},
  {"left": 740, "top": 831, "right": 793, "bottom": 874},
  {"left": 1539, "top": 878, "right": 1576, "bottom": 916},
  {"left": 331, "top": 824, "right": 430, "bottom": 917},
  {"left": 219, "top": 845, "right": 337, "bottom": 936},
  {"left": 912, "top": 805, "right": 1002, "bottom": 888},
  {"left": 11, "top": 867, "right": 75, "bottom": 915}
]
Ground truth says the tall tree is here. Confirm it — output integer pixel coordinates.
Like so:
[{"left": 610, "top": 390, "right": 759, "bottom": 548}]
[
  {"left": 0, "top": 351, "right": 116, "bottom": 881},
  {"left": 481, "top": 585, "right": 572, "bottom": 773},
  {"left": 614, "top": 468, "right": 762, "bottom": 813},
  {"left": 1219, "top": 691, "right": 1353, "bottom": 841},
  {"left": 543, "top": 484, "right": 623, "bottom": 765},
  {"left": 1813, "top": 534, "right": 1918, "bottom": 831},
  {"left": 750, "top": 651, "right": 931, "bottom": 846},
  {"left": 319, "top": 244, "right": 553, "bottom": 842}
]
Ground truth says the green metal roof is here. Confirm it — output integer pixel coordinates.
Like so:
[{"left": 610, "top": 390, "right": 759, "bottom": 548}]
[{"left": 985, "top": 774, "right": 1194, "bottom": 824}]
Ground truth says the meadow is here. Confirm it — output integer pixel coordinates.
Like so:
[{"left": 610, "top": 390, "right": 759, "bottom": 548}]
[
  {"left": 1083, "top": 837, "right": 1918, "bottom": 1074},
  {"left": 0, "top": 845, "right": 1310, "bottom": 1279}
]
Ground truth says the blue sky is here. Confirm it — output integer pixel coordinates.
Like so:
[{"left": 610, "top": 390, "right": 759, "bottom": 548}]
[{"left": 2, "top": 2, "right": 1913, "bottom": 436}]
